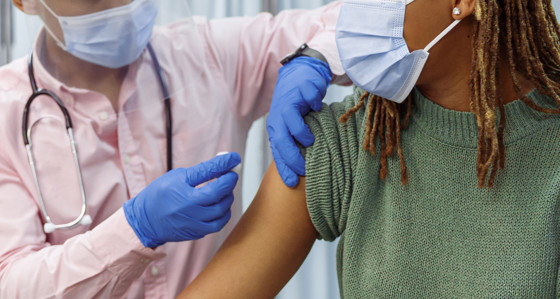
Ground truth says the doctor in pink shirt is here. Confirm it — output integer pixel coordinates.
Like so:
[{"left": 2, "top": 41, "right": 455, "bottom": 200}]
[{"left": 0, "top": 0, "right": 346, "bottom": 297}]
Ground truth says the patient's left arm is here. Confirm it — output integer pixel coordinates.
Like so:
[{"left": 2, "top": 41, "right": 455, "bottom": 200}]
[{"left": 177, "top": 162, "right": 318, "bottom": 298}]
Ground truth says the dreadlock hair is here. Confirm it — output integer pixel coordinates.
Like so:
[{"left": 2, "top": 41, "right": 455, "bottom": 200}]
[{"left": 339, "top": 0, "right": 560, "bottom": 188}]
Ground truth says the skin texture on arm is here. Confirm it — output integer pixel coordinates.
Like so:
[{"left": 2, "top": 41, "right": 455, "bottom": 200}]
[{"left": 178, "top": 162, "right": 318, "bottom": 299}]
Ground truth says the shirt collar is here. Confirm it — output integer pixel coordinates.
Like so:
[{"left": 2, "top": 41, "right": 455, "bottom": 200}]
[
  {"left": 31, "top": 28, "right": 144, "bottom": 109},
  {"left": 31, "top": 29, "right": 84, "bottom": 107}
]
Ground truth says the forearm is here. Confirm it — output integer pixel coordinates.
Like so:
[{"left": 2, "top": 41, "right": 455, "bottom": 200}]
[
  {"left": 179, "top": 163, "right": 317, "bottom": 298},
  {"left": 0, "top": 209, "right": 163, "bottom": 298}
]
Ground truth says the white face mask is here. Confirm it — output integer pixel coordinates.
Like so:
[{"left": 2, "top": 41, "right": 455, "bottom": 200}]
[
  {"left": 335, "top": 0, "right": 461, "bottom": 103},
  {"left": 40, "top": 0, "right": 158, "bottom": 69}
]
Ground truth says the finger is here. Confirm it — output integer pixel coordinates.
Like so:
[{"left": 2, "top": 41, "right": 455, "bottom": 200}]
[
  {"left": 194, "top": 172, "right": 238, "bottom": 206},
  {"left": 274, "top": 135, "right": 306, "bottom": 177},
  {"left": 203, "top": 207, "right": 232, "bottom": 235},
  {"left": 266, "top": 117, "right": 277, "bottom": 136},
  {"left": 185, "top": 153, "right": 241, "bottom": 186},
  {"left": 282, "top": 107, "right": 315, "bottom": 147},
  {"left": 192, "top": 192, "right": 235, "bottom": 222},
  {"left": 204, "top": 193, "right": 235, "bottom": 221},
  {"left": 216, "top": 152, "right": 242, "bottom": 174},
  {"left": 266, "top": 112, "right": 290, "bottom": 139},
  {"left": 299, "top": 77, "right": 328, "bottom": 112},
  {"left": 271, "top": 145, "right": 300, "bottom": 188}
]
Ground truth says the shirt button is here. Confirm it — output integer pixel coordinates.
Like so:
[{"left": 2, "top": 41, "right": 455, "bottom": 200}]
[
  {"left": 99, "top": 112, "right": 109, "bottom": 121},
  {"left": 141, "top": 258, "right": 151, "bottom": 265},
  {"left": 151, "top": 266, "right": 159, "bottom": 276},
  {"left": 124, "top": 155, "right": 130, "bottom": 164}
]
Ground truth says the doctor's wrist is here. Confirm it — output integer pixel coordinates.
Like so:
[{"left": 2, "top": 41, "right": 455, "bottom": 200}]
[
  {"left": 123, "top": 198, "right": 162, "bottom": 249},
  {"left": 281, "top": 43, "right": 329, "bottom": 66},
  {"left": 289, "top": 56, "right": 333, "bottom": 85}
]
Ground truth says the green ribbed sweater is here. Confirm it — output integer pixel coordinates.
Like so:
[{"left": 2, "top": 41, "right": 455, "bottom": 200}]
[{"left": 303, "top": 87, "right": 560, "bottom": 298}]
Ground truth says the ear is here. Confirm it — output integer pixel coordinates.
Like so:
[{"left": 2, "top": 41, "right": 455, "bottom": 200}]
[{"left": 451, "top": 0, "right": 476, "bottom": 20}]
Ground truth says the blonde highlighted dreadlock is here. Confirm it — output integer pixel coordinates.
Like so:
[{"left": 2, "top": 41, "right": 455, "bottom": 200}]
[{"left": 339, "top": 0, "right": 560, "bottom": 188}]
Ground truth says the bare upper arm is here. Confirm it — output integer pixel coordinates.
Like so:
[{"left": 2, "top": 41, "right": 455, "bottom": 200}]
[{"left": 178, "top": 162, "right": 318, "bottom": 299}]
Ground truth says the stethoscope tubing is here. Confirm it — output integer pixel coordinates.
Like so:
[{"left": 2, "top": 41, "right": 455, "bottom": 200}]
[
  {"left": 147, "top": 43, "right": 173, "bottom": 171},
  {"left": 23, "top": 43, "right": 172, "bottom": 233}
]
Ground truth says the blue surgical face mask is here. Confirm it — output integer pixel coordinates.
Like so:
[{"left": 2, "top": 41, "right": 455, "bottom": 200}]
[
  {"left": 40, "top": 0, "right": 158, "bottom": 69},
  {"left": 336, "top": 0, "right": 461, "bottom": 103}
]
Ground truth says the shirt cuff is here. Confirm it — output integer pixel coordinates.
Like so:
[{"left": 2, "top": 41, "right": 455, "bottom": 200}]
[
  {"left": 87, "top": 208, "right": 166, "bottom": 283},
  {"left": 308, "top": 33, "right": 352, "bottom": 86},
  {"left": 309, "top": 36, "right": 344, "bottom": 76}
]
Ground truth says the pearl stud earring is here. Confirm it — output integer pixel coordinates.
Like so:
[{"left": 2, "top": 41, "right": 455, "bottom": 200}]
[{"left": 453, "top": 7, "right": 462, "bottom": 15}]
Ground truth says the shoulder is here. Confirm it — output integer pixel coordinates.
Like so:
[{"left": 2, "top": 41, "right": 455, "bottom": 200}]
[
  {"left": 518, "top": 90, "right": 560, "bottom": 135},
  {"left": 0, "top": 57, "right": 31, "bottom": 122},
  {"left": 0, "top": 56, "right": 30, "bottom": 112},
  {"left": 0, "top": 57, "right": 32, "bottom": 158},
  {"left": 149, "top": 17, "right": 247, "bottom": 67},
  {"left": 151, "top": 16, "right": 248, "bottom": 49},
  {"left": 302, "top": 86, "right": 366, "bottom": 241},
  {"left": 150, "top": 19, "right": 207, "bottom": 55},
  {"left": 150, "top": 16, "right": 252, "bottom": 79},
  {"left": 152, "top": 18, "right": 205, "bottom": 41},
  {"left": 304, "top": 86, "right": 366, "bottom": 142},
  {"left": 0, "top": 56, "right": 29, "bottom": 95},
  {"left": 302, "top": 86, "right": 368, "bottom": 184},
  {"left": 302, "top": 86, "right": 367, "bottom": 186}
]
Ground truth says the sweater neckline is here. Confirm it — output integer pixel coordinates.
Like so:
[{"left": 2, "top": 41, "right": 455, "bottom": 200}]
[{"left": 408, "top": 88, "right": 559, "bottom": 148}]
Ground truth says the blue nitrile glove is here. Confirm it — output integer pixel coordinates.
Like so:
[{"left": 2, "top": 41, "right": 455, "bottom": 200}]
[
  {"left": 123, "top": 153, "right": 241, "bottom": 248},
  {"left": 267, "top": 56, "right": 333, "bottom": 188}
]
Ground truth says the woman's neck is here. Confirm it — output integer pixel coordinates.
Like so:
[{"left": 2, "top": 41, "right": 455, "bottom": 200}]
[
  {"left": 39, "top": 31, "right": 128, "bottom": 112},
  {"left": 417, "top": 59, "right": 534, "bottom": 112},
  {"left": 415, "top": 17, "right": 534, "bottom": 112}
]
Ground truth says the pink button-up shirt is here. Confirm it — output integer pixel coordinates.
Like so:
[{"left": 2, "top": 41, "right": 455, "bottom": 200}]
[{"left": 0, "top": 3, "right": 344, "bottom": 298}]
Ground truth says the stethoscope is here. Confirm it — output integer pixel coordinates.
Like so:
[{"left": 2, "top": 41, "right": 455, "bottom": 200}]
[{"left": 23, "top": 43, "right": 172, "bottom": 234}]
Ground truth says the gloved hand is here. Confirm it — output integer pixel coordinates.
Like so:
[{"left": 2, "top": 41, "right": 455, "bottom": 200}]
[
  {"left": 123, "top": 152, "right": 241, "bottom": 248},
  {"left": 267, "top": 56, "right": 333, "bottom": 188}
]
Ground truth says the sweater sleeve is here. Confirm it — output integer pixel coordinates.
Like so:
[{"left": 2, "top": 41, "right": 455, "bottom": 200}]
[{"left": 302, "top": 87, "right": 364, "bottom": 241}]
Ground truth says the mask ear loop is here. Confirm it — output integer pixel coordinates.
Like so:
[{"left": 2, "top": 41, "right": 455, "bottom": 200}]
[
  {"left": 38, "top": 0, "right": 67, "bottom": 49},
  {"left": 424, "top": 19, "right": 461, "bottom": 52}
]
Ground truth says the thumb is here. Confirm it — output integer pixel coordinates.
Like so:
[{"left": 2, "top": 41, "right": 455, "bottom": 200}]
[{"left": 185, "top": 152, "right": 241, "bottom": 187}]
